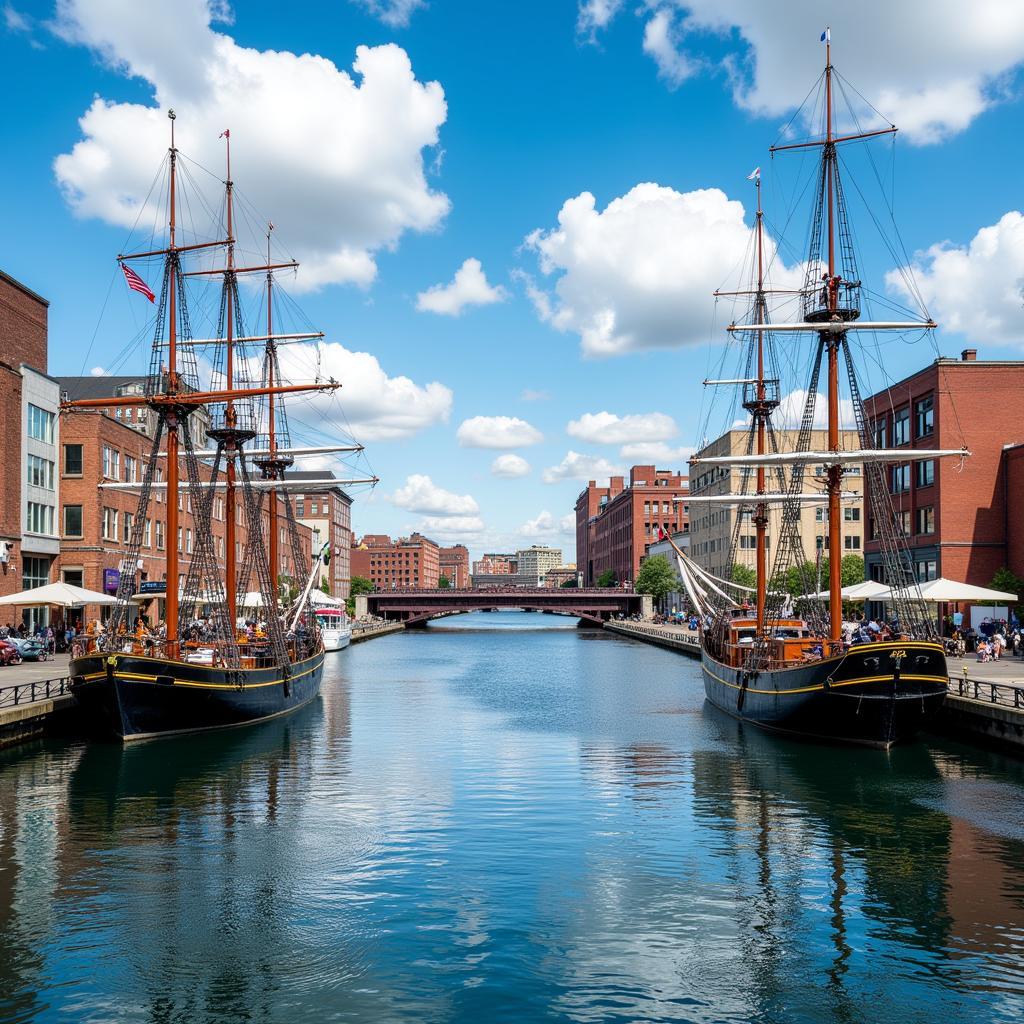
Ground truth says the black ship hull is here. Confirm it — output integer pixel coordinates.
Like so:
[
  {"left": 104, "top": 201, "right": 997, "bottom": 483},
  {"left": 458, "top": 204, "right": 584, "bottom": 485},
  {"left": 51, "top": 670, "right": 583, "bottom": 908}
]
[
  {"left": 701, "top": 640, "right": 948, "bottom": 748},
  {"left": 69, "top": 649, "right": 325, "bottom": 741}
]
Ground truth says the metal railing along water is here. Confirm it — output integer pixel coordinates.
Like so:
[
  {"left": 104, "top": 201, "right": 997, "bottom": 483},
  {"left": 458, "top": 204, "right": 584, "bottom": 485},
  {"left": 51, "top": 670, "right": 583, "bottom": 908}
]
[
  {"left": 0, "top": 677, "right": 71, "bottom": 709},
  {"left": 948, "top": 675, "right": 1024, "bottom": 710}
]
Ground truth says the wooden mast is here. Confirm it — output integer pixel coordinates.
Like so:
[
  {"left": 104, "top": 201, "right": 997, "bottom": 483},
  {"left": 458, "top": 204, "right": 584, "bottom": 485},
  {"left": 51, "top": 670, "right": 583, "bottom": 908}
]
[
  {"left": 165, "top": 110, "right": 180, "bottom": 656},
  {"left": 223, "top": 130, "right": 238, "bottom": 630},
  {"left": 823, "top": 30, "right": 843, "bottom": 643},
  {"left": 266, "top": 225, "right": 279, "bottom": 598},
  {"left": 753, "top": 173, "right": 768, "bottom": 638}
]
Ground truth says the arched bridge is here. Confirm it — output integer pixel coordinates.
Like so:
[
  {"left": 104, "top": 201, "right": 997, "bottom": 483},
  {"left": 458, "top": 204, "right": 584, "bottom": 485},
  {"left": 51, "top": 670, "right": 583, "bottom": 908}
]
[{"left": 360, "top": 588, "right": 648, "bottom": 626}]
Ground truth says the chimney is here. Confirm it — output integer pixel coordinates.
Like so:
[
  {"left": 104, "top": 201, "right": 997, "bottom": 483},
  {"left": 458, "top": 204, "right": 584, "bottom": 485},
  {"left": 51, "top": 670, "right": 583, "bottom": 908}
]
[{"left": 961, "top": 348, "right": 977, "bottom": 362}]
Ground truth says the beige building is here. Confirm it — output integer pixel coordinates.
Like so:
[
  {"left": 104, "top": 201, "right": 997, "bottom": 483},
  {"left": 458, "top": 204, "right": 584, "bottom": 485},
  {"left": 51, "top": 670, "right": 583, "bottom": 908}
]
[
  {"left": 688, "top": 429, "right": 865, "bottom": 579},
  {"left": 515, "top": 545, "right": 562, "bottom": 584}
]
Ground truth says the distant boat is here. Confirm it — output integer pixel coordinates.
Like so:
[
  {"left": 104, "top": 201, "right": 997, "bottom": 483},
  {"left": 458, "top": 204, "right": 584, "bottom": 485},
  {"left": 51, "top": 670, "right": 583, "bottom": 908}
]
[{"left": 315, "top": 608, "right": 352, "bottom": 652}]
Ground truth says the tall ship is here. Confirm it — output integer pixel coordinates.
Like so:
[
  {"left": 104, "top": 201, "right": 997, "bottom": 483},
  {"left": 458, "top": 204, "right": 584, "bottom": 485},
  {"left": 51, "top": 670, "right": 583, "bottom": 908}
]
[
  {"left": 667, "top": 36, "right": 968, "bottom": 747},
  {"left": 68, "top": 112, "right": 374, "bottom": 740}
]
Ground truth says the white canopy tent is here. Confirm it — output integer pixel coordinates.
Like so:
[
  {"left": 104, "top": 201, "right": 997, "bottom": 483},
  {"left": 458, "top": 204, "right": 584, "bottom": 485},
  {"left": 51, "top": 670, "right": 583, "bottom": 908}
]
[
  {"left": 309, "top": 590, "right": 344, "bottom": 608},
  {"left": 808, "top": 580, "right": 894, "bottom": 601},
  {"left": 0, "top": 582, "right": 118, "bottom": 608},
  {"left": 890, "top": 578, "right": 1017, "bottom": 604}
]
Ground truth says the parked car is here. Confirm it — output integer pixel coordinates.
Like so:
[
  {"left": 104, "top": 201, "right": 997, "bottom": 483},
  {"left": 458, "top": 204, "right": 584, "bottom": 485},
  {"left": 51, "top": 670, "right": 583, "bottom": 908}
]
[
  {"left": 0, "top": 639, "right": 23, "bottom": 666},
  {"left": 9, "top": 636, "right": 49, "bottom": 661}
]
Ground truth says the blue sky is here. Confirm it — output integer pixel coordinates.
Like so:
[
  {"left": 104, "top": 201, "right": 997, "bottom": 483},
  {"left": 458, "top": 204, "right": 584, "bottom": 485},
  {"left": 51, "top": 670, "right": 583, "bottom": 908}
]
[{"left": 4, "top": 0, "right": 1024, "bottom": 561}]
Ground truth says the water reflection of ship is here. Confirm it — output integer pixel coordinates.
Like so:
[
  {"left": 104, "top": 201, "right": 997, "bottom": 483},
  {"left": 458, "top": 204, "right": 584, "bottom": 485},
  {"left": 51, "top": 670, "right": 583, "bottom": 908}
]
[
  {"left": 697, "top": 704, "right": 954, "bottom": 951},
  {"left": 65, "top": 697, "right": 324, "bottom": 832}
]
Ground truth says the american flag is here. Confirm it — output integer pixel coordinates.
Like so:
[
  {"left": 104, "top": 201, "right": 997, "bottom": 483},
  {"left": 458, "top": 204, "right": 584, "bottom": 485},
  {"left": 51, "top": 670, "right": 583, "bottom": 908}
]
[{"left": 120, "top": 263, "right": 155, "bottom": 303}]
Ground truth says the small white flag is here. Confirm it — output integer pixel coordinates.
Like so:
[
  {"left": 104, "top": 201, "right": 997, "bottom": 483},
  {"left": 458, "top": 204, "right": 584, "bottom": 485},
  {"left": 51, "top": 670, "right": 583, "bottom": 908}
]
[
  {"left": 820, "top": 27, "right": 830, "bottom": 43},
  {"left": 747, "top": 167, "right": 761, "bottom": 181}
]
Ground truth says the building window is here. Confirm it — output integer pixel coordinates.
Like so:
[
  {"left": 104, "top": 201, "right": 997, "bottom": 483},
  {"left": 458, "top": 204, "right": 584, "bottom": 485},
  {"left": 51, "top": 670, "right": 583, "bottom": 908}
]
[
  {"left": 63, "top": 444, "right": 84, "bottom": 476},
  {"left": 891, "top": 464, "right": 910, "bottom": 493},
  {"left": 102, "top": 446, "right": 120, "bottom": 480},
  {"left": 63, "top": 505, "right": 83, "bottom": 538},
  {"left": 916, "top": 460, "right": 935, "bottom": 488},
  {"left": 124, "top": 455, "right": 136, "bottom": 482},
  {"left": 916, "top": 506, "right": 935, "bottom": 535},
  {"left": 893, "top": 407, "right": 910, "bottom": 446},
  {"left": 62, "top": 568, "right": 84, "bottom": 588},
  {"left": 916, "top": 559, "right": 938, "bottom": 582},
  {"left": 844, "top": 535, "right": 861, "bottom": 550},
  {"left": 178, "top": 528, "right": 183, "bottom": 552},
  {"left": 156, "top": 521, "right": 165, "bottom": 550},
  {"left": 26, "top": 502, "right": 54, "bottom": 535},
  {"left": 186, "top": 528, "right": 193, "bottom": 554},
  {"left": 739, "top": 535, "right": 757, "bottom": 549},
  {"left": 915, "top": 395, "right": 934, "bottom": 438},
  {"left": 123, "top": 512, "right": 134, "bottom": 544},
  {"left": 296, "top": 500, "right": 305, "bottom": 517},
  {"left": 145, "top": 518, "right": 152, "bottom": 547},
  {"left": 27, "top": 454, "right": 55, "bottom": 489},
  {"left": 102, "top": 508, "right": 119, "bottom": 541},
  {"left": 155, "top": 468, "right": 163, "bottom": 503},
  {"left": 843, "top": 507, "right": 861, "bottom": 522},
  {"left": 22, "top": 555, "right": 49, "bottom": 590},
  {"left": 815, "top": 507, "right": 825, "bottom": 523},
  {"left": 27, "top": 404, "right": 54, "bottom": 443},
  {"left": 897, "top": 510, "right": 911, "bottom": 536},
  {"left": 310, "top": 502, "right": 318, "bottom": 515},
  {"left": 872, "top": 417, "right": 887, "bottom": 448}
]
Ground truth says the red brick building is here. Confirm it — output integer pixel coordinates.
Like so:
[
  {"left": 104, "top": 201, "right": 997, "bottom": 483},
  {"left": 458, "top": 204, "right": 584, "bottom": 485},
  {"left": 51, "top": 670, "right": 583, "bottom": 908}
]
[
  {"left": 57, "top": 409, "right": 312, "bottom": 626},
  {"left": 351, "top": 533, "right": 441, "bottom": 589},
  {"left": 0, "top": 271, "right": 61, "bottom": 629},
  {"left": 289, "top": 472, "right": 353, "bottom": 600},
  {"left": 472, "top": 553, "right": 516, "bottom": 576},
  {"left": 863, "top": 350, "right": 1024, "bottom": 588},
  {"left": 439, "top": 544, "right": 470, "bottom": 588},
  {"left": 575, "top": 464, "right": 689, "bottom": 587}
]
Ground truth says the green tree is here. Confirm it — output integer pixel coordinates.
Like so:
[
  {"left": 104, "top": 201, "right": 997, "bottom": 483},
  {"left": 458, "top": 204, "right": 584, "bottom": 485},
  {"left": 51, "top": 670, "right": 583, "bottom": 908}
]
[
  {"left": 320, "top": 576, "right": 331, "bottom": 594},
  {"left": 840, "top": 554, "right": 865, "bottom": 587},
  {"left": 729, "top": 563, "right": 757, "bottom": 589},
  {"left": 350, "top": 575, "right": 375, "bottom": 596},
  {"left": 438, "top": 575, "right": 452, "bottom": 589},
  {"left": 990, "top": 567, "right": 1024, "bottom": 609},
  {"left": 636, "top": 555, "right": 677, "bottom": 603},
  {"left": 596, "top": 569, "right": 617, "bottom": 588},
  {"left": 560, "top": 577, "right": 578, "bottom": 588}
]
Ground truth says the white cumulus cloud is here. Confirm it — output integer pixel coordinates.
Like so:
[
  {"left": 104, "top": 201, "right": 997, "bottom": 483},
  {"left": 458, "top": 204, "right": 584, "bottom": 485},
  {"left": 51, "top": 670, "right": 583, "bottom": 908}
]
[
  {"left": 567, "top": 410, "right": 678, "bottom": 445},
  {"left": 580, "top": 1, "right": 1024, "bottom": 144},
  {"left": 417, "top": 515, "right": 486, "bottom": 536},
  {"left": 526, "top": 183, "right": 799, "bottom": 356},
  {"left": 279, "top": 341, "right": 451, "bottom": 441},
  {"left": 52, "top": 0, "right": 449, "bottom": 291},
  {"left": 619, "top": 441, "right": 694, "bottom": 463},
  {"left": 416, "top": 258, "right": 508, "bottom": 316},
  {"left": 542, "top": 451, "right": 623, "bottom": 484},
  {"left": 518, "top": 510, "right": 576, "bottom": 537},
  {"left": 350, "top": 0, "right": 425, "bottom": 27},
  {"left": 886, "top": 211, "right": 1024, "bottom": 344},
  {"left": 491, "top": 454, "right": 531, "bottom": 478},
  {"left": 457, "top": 415, "right": 543, "bottom": 449},
  {"left": 392, "top": 474, "right": 479, "bottom": 516}
]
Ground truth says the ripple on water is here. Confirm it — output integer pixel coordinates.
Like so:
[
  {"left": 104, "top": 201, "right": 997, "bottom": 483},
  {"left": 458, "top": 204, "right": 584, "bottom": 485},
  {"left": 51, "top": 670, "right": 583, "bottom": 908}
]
[{"left": 0, "top": 611, "right": 1022, "bottom": 1023}]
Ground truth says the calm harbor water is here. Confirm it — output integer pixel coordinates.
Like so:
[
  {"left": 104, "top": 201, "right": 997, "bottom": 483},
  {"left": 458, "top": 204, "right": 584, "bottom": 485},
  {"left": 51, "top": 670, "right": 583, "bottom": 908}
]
[{"left": 1, "top": 610, "right": 1023, "bottom": 1023}]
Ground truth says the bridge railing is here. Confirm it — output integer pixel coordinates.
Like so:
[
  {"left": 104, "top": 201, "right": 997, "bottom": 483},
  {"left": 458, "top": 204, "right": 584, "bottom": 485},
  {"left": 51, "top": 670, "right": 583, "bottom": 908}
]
[{"left": 368, "top": 586, "right": 637, "bottom": 596}]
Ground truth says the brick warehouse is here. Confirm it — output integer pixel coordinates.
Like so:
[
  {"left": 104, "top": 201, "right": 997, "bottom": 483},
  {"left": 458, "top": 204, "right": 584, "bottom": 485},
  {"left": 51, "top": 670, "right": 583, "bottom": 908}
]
[
  {"left": 439, "top": 545, "right": 470, "bottom": 588},
  {"left": 57, "top": 408, "right": 312, "bottom": 627},
  {"left": 351, "top": 533, "right": 441, "bottom": 590},
  {"left": 575, "top": 465, "right": 689, "bottom": 587},
  {"left": 0, "top": 270, "right": 61, "bottom": 628},
  {"left": 863, "top": 349, "right": 1024, "bottom": 588}
]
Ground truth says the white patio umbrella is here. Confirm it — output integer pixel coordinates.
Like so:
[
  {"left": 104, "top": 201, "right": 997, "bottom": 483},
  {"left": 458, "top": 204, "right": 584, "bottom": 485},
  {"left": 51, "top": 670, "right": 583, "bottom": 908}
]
[
  {"left": 808, "top": 580, "right": 894, "bottom": 601},
  {"left": 0, "top": 582, "right": 117, "bottom": 608},
  {"left": 890, "top": 577, "right": 1017, "bottom": 603}
]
